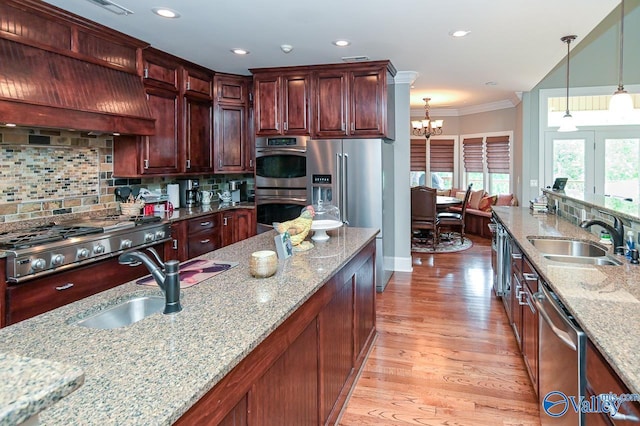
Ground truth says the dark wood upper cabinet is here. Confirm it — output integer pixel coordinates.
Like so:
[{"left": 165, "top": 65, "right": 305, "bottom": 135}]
[
  {"left": 115, "top": 49, "right": 219, "bottom": 177},
  {"left": 252, "top": 72, "right": 311, "bottom": 136},
  {"left": 314, "top": 70, "right": 348, "bottom": 138},
  {"left": 216, "top": 74, "right": 248, "bottom": 104},
  {"left": 314, "top": 62, "right": 395, "bottom": 139},
  {"left": 214, "top": 74, "right": 251, "bottom": 173},
  {"left": 185, "top": 97, "right": 214, "bottom": 173}
]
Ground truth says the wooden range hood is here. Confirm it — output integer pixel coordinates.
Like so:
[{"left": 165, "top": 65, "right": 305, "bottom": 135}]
[{"left": 0, "top": 1, "right": 155, "bottom": 136}]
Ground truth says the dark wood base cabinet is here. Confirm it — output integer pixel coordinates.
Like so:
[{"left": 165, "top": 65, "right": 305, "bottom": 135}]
[
  {"left": 585, "top": 340, "right": 640, "bottom": 425},
  {"left": 176, "top": 239, "right": 376, "bottom": 426}
]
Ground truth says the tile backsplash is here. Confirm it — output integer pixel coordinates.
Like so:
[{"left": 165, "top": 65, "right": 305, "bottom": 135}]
[
  {"left": 0, "top": 126, "right": 254, "bottom": 231},
  {"left": 0, "top": 127, "right": 115, "bottom": 227}
]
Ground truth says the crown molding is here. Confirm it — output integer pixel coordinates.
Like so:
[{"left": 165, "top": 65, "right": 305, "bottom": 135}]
[
  {"left": 394, "top": 71, "right": 419, "bottom": 85},
  {"left": 410, "top": 97, "right": 520, "bottom": 117}
]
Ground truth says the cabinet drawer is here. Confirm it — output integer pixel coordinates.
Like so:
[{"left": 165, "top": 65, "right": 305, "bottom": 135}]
[
  {"left": 187, "top": 215, "right": 217, "bottom": 234},
  {"left": 188, "top": 231, "right": 219, "bottom": 258}
]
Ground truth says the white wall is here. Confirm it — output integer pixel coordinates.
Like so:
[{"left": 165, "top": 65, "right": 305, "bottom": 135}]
[{"left": 390, "top": 72, "right": 416, "bottom": 273}]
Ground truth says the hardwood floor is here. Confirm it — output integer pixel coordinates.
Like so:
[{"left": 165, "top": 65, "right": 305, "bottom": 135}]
[{"left": 339, "top": 235, "right": 541, "bottom": 426}]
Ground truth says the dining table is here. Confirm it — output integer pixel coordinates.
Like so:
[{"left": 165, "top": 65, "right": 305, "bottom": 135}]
[{"left": 436, "top": 196, "right": 463, "bottom": 210}]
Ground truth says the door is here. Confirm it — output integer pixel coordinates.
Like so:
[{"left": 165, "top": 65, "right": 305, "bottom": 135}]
[
  {"left": 349, "top": 69, "right": 385, "bottom": 137},
  {"left": 142, "top": 89, "right": 180, "bottom": 174},
  {"left": 342, "top": 139, "right": 383, "bottom": 232},
  {"left": 544, "top": 131, "right": 595, "bottom": 193},
  {"left": 314, "top": 71, "right": 348, "bottom": 138},
  {"left": 185, "top": 97, "right": 214, "bottom": 173},
  {"left": 215, "top": 103, "right": 245, "bottom": 172}
]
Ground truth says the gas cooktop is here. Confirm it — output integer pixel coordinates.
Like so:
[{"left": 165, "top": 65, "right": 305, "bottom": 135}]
[
  {"left": 1, "top": 216, "right": 171, "bottom": 282},
  {"left": 0, "top": 225, "right": 103, "bottom": 250}
]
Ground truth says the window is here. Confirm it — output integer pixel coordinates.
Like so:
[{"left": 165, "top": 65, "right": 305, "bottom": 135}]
[
  {"left": 410, "top": 138, "right": 426, "bottom": 187},
  {"left": 430, "top": 138, "right": 454, "bottom": 190},
  {"left": 461, "top": 133, "right": 512, "bottom": 193},
  {"left": 545, "top": 130, "right": 640, "bottom": 202},
  {"left": 410, "top": 137, "right": 455, "bottom": 189}
]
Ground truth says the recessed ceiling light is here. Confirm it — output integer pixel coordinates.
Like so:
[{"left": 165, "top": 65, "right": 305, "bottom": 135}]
[
  {"left": 152, "top": 7, "right": 180, "bottom": 18},
  {"left": 231, "top": 48, "right": 249, "bottom": 55},
  {"left": 449, "top": 30, "right": 471, "bottom": 38},
  {"left": 333, "top": 40, "right": 351, "bottom": 47},
  {"left": 485, "top": 81, "right": 498, "bottom": 86}
]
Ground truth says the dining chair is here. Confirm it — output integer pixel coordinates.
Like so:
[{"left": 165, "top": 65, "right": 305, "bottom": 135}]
[
  {"left": 411, "top": 186, "right": 440, "bottom": 247},
  {"left": 437, "top": 183, "right": 473, "bottom": 244}
]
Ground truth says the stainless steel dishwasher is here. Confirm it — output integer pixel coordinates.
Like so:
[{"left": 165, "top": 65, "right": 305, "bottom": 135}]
[{"left": 534, "top": 282, "right": 586, "bottom": 426}]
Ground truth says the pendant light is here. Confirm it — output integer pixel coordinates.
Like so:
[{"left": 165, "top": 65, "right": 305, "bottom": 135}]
[
  {"left": 558, "top": 35, "right": 578, "bottom": 132},
  {"left": 609, "top": 0, "right": 634, "bottom": 115}
]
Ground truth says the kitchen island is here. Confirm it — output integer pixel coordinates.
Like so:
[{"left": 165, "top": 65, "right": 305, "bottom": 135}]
[
  {"left": 492, "top": 206, "right": 640, "bottom": 395},
  {"left": 0, "top": 226, "right": 378, "bottom": 425}
]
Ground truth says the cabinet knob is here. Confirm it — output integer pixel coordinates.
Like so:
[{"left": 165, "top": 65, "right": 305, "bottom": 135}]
[
  {"left": 144, "top": 159, "right": 149, "bottom": 169},
  {"left": 186, "top": 159, "right": 191, "bottom": 169},
  {"left": 172, "top": 239, "right": 178, "bottom": 250}
]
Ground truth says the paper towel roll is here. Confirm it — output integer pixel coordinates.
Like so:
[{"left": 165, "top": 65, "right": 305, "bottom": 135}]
[{"left": 167, "top": 184, "right": 180, "bottom": 209}]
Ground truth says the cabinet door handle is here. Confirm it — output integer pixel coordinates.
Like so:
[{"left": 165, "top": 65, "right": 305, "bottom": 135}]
[
  {"left": 523, "top": 272, "right": 538, "bottom": 281},
  {"left": 224, "top": 217, "right": 228, "bottom": 226},
  {"left": 275, "top": 122, "right": 279, "bottom": 131},
  {"left": 219, "top": 159, "right": 223, "bottom": 168},
  {"left": 143, "top": 68, "right": 149, "bottom": 79},
  {"left": 249, "top": 159, "right": 253, "bottom": 168},
  {"left": 511, "top": 253, "right": 522, "bottom": 260},
  {"left": 200, "top": 239, "right": 210, "bottom": 244},
  {"left": 186, "top": 159, "right": 191, "bottom": 169},
  {"left": 284, "top": 122, "right": 288, "bottom": 131},
  {"left": 55, "top": 283, "right": 74, "bottom": 291},
  {"left": 350, "top": 122, "right": 355, "bottom": 132},
  {"left": 200, "top": 221, "right": 211, "bottom": 226},
  {"left": 186, "top": 81, "right": 191, "bottom": 91},
  {"left": 172, "top": 239, "right": 178, "bottom": 250},
  {"left": 143, "top": 159, "right": 149, "bottom": 169},
  {"left": 341, "top": 122, "right": 345, "bottom": 131}
]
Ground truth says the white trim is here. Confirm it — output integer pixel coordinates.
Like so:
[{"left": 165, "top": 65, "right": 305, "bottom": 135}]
[
  {"left": 391, "top": 256, "right": 413, "bottom": 272},
  {"left": 410, "top": 99, "right": 518, "bottom": 117},
  {"left": 395, "top": 71, "right": 419, "bottom": 85}
]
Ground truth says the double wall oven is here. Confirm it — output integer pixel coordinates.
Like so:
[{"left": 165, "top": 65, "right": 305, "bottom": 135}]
[{"left": 255, "top": 136, "right": 308, "bottom": 233}]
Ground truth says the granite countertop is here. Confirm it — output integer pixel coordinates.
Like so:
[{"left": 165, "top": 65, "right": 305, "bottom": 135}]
[
  {"left": 0, "top": 354, "right": 84, "bottom": 426},
  {"left": 0, "top": 226, "right": 377, "bottom": 425},
  {"left": 493, "top": 206, "right": 640, "bottom": 394}
]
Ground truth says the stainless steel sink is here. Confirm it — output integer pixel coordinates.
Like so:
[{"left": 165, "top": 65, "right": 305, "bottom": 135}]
[
  {"left": 543, "top": 254, "right": 622, "bottom": 266},
  {"left": 74, "top": 296, "right": 165, "bottom": 329},
  {"left": 527, "top": 237, "right": 607, "bottom": 257}
]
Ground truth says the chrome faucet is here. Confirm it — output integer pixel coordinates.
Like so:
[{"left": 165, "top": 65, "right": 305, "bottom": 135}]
[
  {"left": 580, "top": 213, "right": 625, "bottom": 255},
  {"left": 118, "top": 248, "right": 182, "bottom": 314}
]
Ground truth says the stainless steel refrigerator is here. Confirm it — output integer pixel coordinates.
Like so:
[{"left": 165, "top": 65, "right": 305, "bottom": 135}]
[{"left": 307, "top": 139, "right": 392, "bottom": 291}]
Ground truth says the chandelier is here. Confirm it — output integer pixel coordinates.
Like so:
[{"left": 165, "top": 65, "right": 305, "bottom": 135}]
[{"left": 412, "top": 98, "right": 443, "bottom": 139}]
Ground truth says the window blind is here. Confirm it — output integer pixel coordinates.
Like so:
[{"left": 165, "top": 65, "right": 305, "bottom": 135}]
[
  {"left": 410, "top": 138, "right": 426, "bottom": 172},
  {"left": 462, "top": 137, "right": 484, "bottom": 172},
  {"left": 486, "top": 135, "right": 510, "bottom": 173},
  {"left": 429, "top": 139, "right": 454, "bottom": 172}
]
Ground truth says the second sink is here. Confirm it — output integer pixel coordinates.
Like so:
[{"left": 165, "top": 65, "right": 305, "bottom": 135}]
[
  {"left": 527, "top": 237, "right": 608, "bottom": 257},
  {"left": 74, "top": 296, "right": 165, "bottom": 329}
]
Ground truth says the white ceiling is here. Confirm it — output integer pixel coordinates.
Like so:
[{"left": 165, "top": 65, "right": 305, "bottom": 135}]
[{"left": 43, "top": 0, "right": 620, "bottom": 112}]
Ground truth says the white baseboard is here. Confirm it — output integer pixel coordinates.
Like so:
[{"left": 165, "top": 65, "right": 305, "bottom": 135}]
[{"left": 385, "top": 255, "right": 412, "bottom": 272}]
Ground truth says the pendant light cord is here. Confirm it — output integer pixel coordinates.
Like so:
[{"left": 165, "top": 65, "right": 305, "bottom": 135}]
[
  {"left": 617, "top": 0, "right": 625, "bottom": 91},
  {"left": 561, "top": 35, "right": 577, "bottom": 115}
]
